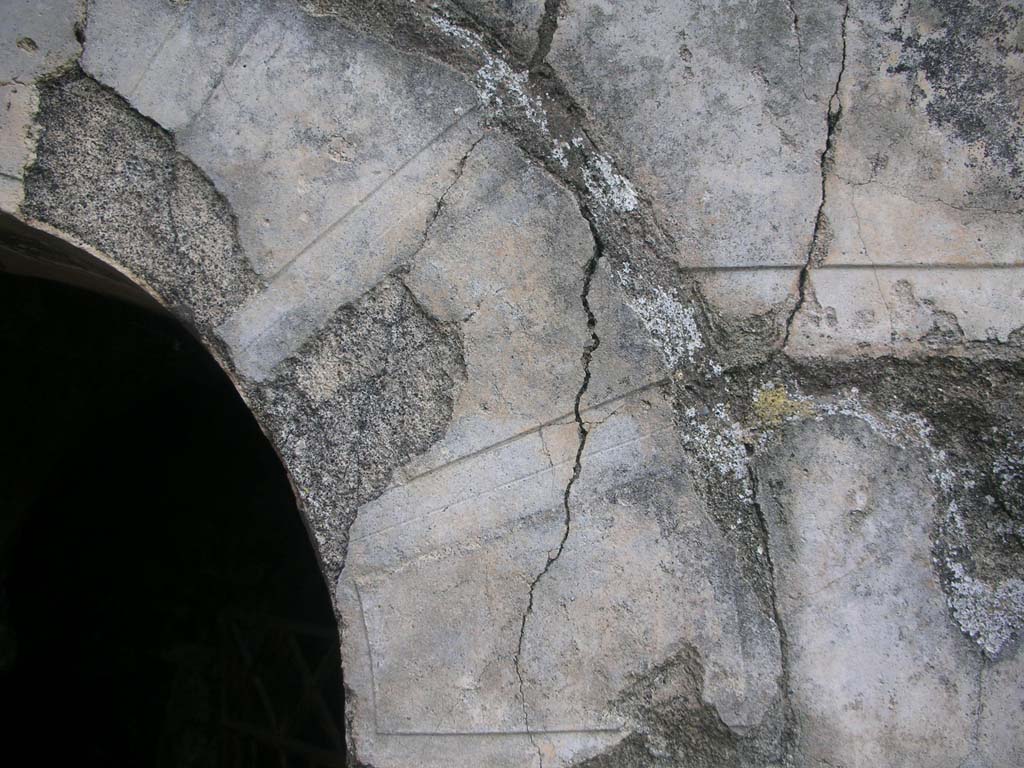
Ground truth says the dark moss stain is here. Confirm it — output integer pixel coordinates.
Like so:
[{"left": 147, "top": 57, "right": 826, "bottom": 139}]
[{"left": 888, "top": 0, "right": 1024, "bottom": 190}]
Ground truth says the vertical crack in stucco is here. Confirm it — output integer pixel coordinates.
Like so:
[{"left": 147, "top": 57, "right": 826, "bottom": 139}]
[
  {"left": 531, "top": 0, "right": 561, "bottom": 70},
  {"left": 781, "top": 0, "right": 849, "bottom": 350},
  {"left": 746, "top": 460, "right": 796, "bottom": 753},
  {"left": 513, "top": 212, "right": 603, "bottom": 768}
]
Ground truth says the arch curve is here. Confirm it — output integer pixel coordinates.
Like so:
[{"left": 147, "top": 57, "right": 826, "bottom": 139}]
[
  {"left": 3, "top": 1, "right": 1023, "bottom": 766},
  {"left": 0, "top": 245, "right": 347, "bottom": 764}
]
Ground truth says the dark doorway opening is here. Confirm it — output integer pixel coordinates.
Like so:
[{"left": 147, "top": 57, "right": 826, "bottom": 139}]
[{"left": 0, "top": 272, "right": 345, "bottom": 766}]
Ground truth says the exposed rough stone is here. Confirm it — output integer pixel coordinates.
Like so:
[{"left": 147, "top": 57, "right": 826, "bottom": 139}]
[
  {"left": 253, "top": 276, "right": 466, "bottom": 580},
  {"left": 573, "top": 645, "right": 760, "bottom": 768},
  {"left": 22, "top": 71, "right": 261, "bottom": 332},
  {"left": 214, "top": 105, "right": 483, "bottom": 380}
]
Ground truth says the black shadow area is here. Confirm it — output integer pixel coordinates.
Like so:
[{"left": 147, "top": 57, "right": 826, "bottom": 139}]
[{"left": 0, "top": 274, "right": 345, "bottom": 767}]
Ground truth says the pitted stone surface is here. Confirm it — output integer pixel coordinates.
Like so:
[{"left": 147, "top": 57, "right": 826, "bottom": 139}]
[
  {"left": 22, "top": 72, "right": 261, "bottom": 331},
  {"left": 253, "top": 276, "right": 466, "bottom": 580}
]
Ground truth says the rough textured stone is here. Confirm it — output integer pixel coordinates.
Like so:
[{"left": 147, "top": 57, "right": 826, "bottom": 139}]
[
  {"left": 22, "top": 72, "right": 262, "bottom": 332},
  {"left": 253, "top": 276, "right": 466, "bottom": 579}
]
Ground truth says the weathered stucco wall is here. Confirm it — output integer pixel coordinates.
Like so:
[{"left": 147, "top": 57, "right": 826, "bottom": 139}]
[{"left": 1, "top": 1, "right": 1022, "bottom": 766}]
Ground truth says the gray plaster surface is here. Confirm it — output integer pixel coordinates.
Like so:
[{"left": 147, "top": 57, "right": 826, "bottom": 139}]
[
  {"left": 0, "top": 81, "right": 36, "bottom": 210},
  {"left": 6, "top": 0, "right": 1024, "bottom": 766},
  {"left": 548, "top": 0, "right": 844, "bottom": 272},
  {"left": 0, "top": 0, "right": 82, "bottom": 83}
]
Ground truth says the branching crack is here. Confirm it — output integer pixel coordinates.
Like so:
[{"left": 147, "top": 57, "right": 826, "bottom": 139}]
[
  {"left": 432, "top": 134, "right": 484, "bottom": 235},
  {"left": 512, "top": 210, "right": 603, "bottom": 768},
  {"left": 408, "top": 133, "right": 485, "bottom": 263},
  {"left": 781, "top": 0, "right": 849, "bottom": 350},
  {"left": 531, "top": 0, "right": 562, "bottom": 70}
]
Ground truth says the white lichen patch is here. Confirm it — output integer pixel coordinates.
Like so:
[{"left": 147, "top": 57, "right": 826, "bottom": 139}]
[
  {"left": 431, "top": 15, "right": 549, "bottom": 135},
  {"left": 431, "top": 14, "right": 640, "bottom": 216},
  {"left": 584, "top": 151, "right": 639, "bottom": 213},
  {"left": 679, "top": 402, "right": 752, "bottom": 504},
  {"left": 618, "top": 263, "right": 704, "bottom": 368},
  {"left": 550, "top": 139, "right": 570, "bottom": 169},
  {"left": 945, "top": 565, "right": 1024, "bottom": 657}
]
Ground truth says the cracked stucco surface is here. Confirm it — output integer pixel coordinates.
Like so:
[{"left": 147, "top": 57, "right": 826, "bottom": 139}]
[{"left": 2, "top": 0, "right": 1023, "bottom": 766}]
